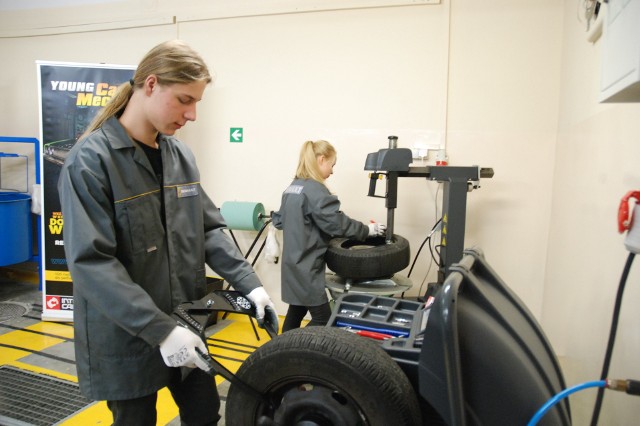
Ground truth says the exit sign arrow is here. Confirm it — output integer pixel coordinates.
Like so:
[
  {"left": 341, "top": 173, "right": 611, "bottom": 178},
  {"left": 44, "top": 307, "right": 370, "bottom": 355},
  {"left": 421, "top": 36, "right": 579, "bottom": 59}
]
[{"left": 230, "top": 128, "right": 243, "bottom": 143}]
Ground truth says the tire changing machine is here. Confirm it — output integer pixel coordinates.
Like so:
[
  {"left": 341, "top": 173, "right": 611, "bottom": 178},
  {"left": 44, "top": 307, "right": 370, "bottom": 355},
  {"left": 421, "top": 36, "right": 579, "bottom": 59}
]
[{"left": 325, "top": 136, "right": 494, "bottom": 299}]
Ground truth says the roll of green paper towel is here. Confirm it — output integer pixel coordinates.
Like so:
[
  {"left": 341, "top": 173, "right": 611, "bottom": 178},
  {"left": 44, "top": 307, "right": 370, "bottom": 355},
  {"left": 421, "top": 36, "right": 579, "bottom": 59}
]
[{"left": 220, "top": 201, "right": 266, "bottom": 231}]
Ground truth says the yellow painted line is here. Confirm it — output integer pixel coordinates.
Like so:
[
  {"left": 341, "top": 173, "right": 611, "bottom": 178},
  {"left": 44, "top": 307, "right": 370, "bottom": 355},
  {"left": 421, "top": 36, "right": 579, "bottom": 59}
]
[
  {"left": 209, "top": 342, "right": 252, "bottom": 359},
  {"left": 59, "top": 390, "right": 181, "bottom": 426},
  {"left": 156, "top": 387, "right": 180, "bottom": 424},
  {"left": 0, "top": 309, "right": 286, "bottom": 425},
  {"left": 214, "top": 314, "right": 280, "bottom": 346},
  {"left": 0, "top": 346, "right": 34, "bottom": 364},
  {"left": 7, "top": 360, "right": 78, "bottom": 382},
  {"left": 4, "top": 363, "right": 179, "bottom": 425},
  {"left": 216, "top": 357, "right": 246, "bottom": 375},
  {"left": 3, "top": 364, "right": 180, "bottom": 425},
  {"left": 202, "top": 314, "right": 284, "bottom": 382},
  {"left": 26, "top": 321, "right": 75, "bottom": 339},
  {"left": 0, "top": 329, "right": 65, "bottom": 351},
  {"left": 0, "top": 362, "right": 112, "bottom": 426},
  {"left": 58, "top": 401, "right": 111, "bottom": 426}
]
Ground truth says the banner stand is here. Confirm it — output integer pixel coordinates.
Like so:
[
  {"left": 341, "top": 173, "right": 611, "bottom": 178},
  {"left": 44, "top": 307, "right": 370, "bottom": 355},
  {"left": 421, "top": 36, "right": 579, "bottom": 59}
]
[{"left": 38, "top": 61, "right": 135, "bottom": 322}]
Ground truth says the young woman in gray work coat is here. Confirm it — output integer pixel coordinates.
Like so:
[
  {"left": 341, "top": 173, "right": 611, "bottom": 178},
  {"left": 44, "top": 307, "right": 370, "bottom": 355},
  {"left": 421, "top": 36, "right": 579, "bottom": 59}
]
[
  {"left": 272, "top": 140, "right": 386, "bottom": 332},
  {"left": 58, "top": 40, "right": 278, "bottom": 426}
]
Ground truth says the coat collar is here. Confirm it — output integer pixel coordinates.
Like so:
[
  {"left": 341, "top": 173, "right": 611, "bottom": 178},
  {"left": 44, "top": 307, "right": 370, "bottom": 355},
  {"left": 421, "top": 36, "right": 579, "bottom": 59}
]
[
  {"left": 101, "top": 117, "right": 135, "bottom": 149},
  {"left": 102, "top": 116, "right": 170, "bottom": 150},
  {"left": 101, "top": 116, "right": 158, "bottom": 176}
]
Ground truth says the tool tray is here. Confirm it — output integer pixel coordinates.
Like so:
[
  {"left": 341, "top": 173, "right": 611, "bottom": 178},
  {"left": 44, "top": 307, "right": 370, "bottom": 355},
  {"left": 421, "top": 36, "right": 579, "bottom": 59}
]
[
  {"left": 328, "top": 293, "right": 429, "bottom": 373},
  {"left": 329, "top": 293, "right": 423, "bottom": 337}
]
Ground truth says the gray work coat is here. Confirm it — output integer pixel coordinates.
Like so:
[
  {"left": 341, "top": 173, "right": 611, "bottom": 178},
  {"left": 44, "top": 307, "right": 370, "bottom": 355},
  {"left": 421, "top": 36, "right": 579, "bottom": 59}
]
[
  {"left": 272, "top": 179, "right": 368, "bottom": 306},
  {"left": 58, "top": 117, "right": 261, "bottom": 401}
]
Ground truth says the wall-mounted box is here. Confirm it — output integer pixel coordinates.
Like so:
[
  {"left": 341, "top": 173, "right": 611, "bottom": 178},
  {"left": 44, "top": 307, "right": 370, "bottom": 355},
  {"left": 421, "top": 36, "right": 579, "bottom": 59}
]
[{"left": 600, "top": 0, "right": 640, "bottom": 103}]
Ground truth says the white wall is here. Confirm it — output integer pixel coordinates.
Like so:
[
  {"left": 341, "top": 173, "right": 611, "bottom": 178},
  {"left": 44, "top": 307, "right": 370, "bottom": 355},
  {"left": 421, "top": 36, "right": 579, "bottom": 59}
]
[
  {"left": 543, "top": 2, "right": 640, "bottom": 424},
  {"left": 1, "top": 0, "right": 639, "bottom": 423},
  {"left": 177, "top": 6, "right": 450, "bottom": 304},
  {"left": 446, "top": 0, "right": 564, "bottom": 322}
]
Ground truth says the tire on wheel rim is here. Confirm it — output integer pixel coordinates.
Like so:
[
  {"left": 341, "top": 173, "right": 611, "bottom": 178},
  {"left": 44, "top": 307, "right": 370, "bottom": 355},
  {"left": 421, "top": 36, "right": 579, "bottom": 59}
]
[
  {"left": 325, "top": 234, "right": 410, "bottom": 280},
  {"left": 225, "top": 327, "right": 422, "bottom": 426}
]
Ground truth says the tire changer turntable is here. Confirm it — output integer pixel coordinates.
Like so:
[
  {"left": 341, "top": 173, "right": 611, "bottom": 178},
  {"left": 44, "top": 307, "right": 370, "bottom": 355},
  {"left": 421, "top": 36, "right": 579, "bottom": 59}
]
[{"left": 324, "top": 135, "right": 494, "bottom": 298}]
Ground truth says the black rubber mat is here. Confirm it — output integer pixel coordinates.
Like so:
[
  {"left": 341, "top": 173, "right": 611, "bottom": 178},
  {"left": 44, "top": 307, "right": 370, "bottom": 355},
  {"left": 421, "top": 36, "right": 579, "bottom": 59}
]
[{"left": 0, "top": 365, "right": 93, "bottom": 425}]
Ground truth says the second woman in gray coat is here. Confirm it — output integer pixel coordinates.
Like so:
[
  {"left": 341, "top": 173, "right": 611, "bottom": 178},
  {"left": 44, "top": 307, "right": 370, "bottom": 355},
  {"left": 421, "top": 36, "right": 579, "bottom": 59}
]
[{"left": 272, "top": 140, "right": 386, "bottom": 332}]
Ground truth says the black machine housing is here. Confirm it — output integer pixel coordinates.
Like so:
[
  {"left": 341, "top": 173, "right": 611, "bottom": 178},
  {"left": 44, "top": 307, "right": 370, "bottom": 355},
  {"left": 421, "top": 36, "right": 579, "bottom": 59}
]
[{"left": 327, "top": 247, "right": 571, "bottom": 425}]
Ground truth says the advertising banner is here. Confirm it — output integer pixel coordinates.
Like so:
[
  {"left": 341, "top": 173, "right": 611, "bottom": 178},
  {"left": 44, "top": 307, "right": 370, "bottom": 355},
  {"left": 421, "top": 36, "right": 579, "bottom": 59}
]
[{"left": 37, "top": 61, "right": 135, "bottom": 321}]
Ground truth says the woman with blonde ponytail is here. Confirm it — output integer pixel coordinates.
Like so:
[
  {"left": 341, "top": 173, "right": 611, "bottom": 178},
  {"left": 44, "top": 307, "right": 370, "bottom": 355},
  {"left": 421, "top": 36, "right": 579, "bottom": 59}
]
[
  {"left": 58, "top": 40, "right": 278, "bottom": 425},
  {"left": 272, "top": 140, "right": 386, "bottom": 332}
]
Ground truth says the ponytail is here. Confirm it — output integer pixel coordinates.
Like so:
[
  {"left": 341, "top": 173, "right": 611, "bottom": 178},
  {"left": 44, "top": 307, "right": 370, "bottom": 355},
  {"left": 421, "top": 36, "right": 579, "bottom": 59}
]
[
  {"left": 295, "top": 140, "right": 336, "bottom": 183},
  {"left": 79, "top": 81, "right": 132, "bottom": 140}
]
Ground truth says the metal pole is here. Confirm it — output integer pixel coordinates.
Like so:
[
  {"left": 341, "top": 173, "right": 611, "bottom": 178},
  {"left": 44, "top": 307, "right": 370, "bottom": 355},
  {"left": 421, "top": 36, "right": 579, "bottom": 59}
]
[{"left": 385, "top": 172, "right": 398, "bottom": 243}]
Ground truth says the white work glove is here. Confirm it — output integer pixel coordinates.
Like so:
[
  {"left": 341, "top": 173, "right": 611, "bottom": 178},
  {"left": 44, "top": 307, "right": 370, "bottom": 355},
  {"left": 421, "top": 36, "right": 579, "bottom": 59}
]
[
  {"left": 264, "top": 223, "right": 280, "bottom": 264},
  {"left": 247, "top": 287, "right": 279, "bottom": 336},
  {"left": 159, "top": 325, "right": 209, "bottom": 371},
  {"left": 368, "top": 222, "right": 387, "bottom": 237}
]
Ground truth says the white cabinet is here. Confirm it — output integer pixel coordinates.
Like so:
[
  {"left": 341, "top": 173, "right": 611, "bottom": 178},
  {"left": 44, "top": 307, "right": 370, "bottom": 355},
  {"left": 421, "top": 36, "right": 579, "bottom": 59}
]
[{"left": 600, "top": 0, "right": 640, "bottom": 102}]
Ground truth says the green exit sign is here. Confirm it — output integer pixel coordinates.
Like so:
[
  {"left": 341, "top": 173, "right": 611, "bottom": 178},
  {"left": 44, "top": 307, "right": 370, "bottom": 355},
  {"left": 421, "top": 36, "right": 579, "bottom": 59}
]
[{"left": 230, "top": 128, "right": 243, "bottom": 143}]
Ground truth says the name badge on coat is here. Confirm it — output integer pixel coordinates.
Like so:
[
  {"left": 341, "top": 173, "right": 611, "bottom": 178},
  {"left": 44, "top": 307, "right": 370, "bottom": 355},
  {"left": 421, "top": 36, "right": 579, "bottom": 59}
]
[
  {"left": 176, "top": 184, "right": 199, "bottom": 198},
  {"left": 284, "top": 184, "right": 303, "bottom": 195}
]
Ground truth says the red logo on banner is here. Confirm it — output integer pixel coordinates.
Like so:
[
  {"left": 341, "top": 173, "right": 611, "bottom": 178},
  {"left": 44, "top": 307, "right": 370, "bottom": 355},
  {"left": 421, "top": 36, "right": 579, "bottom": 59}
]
[{"left": 46, "top": 296, "right": 60, "bottom": 310}]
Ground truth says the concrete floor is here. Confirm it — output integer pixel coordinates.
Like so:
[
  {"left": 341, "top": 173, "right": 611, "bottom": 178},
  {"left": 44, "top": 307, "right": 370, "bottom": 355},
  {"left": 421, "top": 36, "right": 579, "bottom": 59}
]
[{"left": 0, "top": 262, "right": 271, "bottom": 426}]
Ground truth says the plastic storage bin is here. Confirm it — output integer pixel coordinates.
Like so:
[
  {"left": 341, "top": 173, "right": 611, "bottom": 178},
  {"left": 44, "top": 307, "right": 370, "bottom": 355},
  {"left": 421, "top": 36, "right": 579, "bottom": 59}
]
[{"left": 0, "top": 192, "right": 32, "bottom": 266}]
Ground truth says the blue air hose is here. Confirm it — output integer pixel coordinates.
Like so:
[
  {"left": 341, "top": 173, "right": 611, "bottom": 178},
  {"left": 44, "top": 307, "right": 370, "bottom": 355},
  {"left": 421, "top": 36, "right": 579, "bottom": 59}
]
[{"left": 527, "top": 380, "right": 606, "bottom": 426}]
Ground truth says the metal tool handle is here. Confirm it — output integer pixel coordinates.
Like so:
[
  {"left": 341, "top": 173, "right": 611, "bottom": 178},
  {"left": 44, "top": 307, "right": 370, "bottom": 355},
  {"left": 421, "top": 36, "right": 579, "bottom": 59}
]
[{"left": 195, "top": 347, "right": 268, "bottom": 404}]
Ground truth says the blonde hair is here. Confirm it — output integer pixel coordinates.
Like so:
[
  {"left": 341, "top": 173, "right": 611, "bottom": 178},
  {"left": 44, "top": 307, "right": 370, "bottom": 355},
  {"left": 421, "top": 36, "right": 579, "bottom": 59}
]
[
  {"left": 295, "top": 140, "right": 336, "bottom": 183},
  {"left": 80, "top": 39, "right": 213, "bottom": 139}
]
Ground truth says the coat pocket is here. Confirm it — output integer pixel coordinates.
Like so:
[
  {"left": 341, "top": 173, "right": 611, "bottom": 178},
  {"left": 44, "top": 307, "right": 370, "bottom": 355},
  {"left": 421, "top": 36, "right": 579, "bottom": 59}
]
[{"left": 115, "top": 193, "right": 165, "bottom": 256}]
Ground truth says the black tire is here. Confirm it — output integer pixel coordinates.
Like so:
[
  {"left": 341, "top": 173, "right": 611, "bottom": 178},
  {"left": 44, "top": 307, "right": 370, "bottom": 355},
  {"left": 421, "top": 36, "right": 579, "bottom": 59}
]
[
  {"left": 225, "top": 327, "right": 422, "bottom": 426},
  {"left": 325, "top": 234, "right": 410, "bottom": 279}
]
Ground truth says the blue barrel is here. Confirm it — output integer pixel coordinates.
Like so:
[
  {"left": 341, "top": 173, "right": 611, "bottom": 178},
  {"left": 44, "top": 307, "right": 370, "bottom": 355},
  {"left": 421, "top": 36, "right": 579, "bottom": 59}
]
[{"left": 0, "top": 192, "right": 32, "bottom": 266}]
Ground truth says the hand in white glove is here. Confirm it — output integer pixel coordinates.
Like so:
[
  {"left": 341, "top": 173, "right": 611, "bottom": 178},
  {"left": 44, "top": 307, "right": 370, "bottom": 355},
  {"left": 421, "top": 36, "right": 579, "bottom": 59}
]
[
  {"left": 368, "top": 222, "right": 387, "bottom": 237},
  {"left": 247, "top": 287, "right": 279, "bottom": 336},
  {"left": 159, "top": 325, "right": 209, "bottom": 371}
]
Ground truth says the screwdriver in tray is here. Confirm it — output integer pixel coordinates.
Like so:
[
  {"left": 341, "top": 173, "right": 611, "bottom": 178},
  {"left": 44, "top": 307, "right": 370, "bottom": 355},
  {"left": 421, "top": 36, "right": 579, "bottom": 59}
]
[
  {"left": 339, "top": 326, "right": 394, "bottom": 340},
  {"left": 335, "top": 320, "right": 409, "bottom": 338}
]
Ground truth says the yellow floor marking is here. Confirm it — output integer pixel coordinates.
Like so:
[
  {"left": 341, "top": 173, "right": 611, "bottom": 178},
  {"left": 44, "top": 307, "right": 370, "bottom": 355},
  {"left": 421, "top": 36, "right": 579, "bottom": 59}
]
[
  {"left": 0, "top": 346, "right": 31, "bottom": 364},
  {"left": 0, "top": 310, "right": 285, "bottom": 425},
  {"left": 7, "top": 360, "right": 78, "bottom": 382},
  {"left": 213, "top": 314, "right": 278, "bottom": 347},
  {"left": 58, "top": 401, "right": 112, "bottom": 426},
  {"left": 27, "top": 321, "right": 75, "bottom": 339},
  {"left": 157, "top": 387, "right": 180, "bottom": 423},
  {"left": 2, "top": 361, "right": 113, "bottom": 426},
  {"left": 0, "top": 329, "right": 65, "bottom": 351}
]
